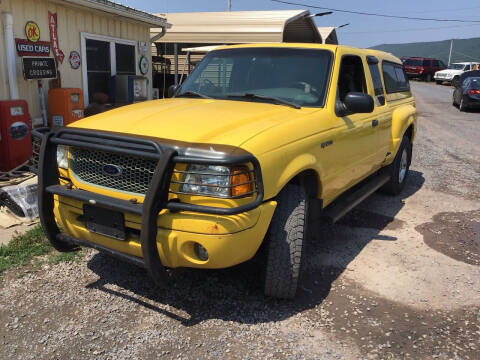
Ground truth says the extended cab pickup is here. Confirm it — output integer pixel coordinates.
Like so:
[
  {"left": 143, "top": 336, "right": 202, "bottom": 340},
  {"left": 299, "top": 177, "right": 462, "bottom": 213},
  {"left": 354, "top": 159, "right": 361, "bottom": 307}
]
[{"left": 35, "top": 44, "right": 416, "bottom": 299}]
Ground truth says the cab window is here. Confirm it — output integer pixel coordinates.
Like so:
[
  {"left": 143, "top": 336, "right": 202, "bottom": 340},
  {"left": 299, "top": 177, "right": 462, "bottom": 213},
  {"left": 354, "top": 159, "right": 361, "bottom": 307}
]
[
  {"left": 382, "top": 62, "right": 410, "bottom": 93},
  {"left": 367, "top": 59, "right": 385, "bottom": 106},
  {"left": 337, "top": 55, "right": 367, "bottom": 102}
]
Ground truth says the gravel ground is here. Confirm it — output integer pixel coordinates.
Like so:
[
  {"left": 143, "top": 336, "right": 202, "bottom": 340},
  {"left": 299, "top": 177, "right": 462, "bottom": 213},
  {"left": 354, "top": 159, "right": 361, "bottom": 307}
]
[{"left": 1, "top": 81, "right": 479, "bottom": 359}]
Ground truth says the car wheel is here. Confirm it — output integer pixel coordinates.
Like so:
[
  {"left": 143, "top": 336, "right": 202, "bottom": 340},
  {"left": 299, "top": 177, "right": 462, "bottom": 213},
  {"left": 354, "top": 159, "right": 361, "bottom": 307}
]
[
  {"left": 452, "top": 76, "right": 460, "bottom": 87},
  {"left": 263, "top": 183, "right": 309, "bottom": 299},
  {"left": 436, "top": 80, "right": 442, "bottom": 85},
  {"left": 380, "top": 135, "right": 412, "bottom": 195},
  {"left": 459, "top": 98, "right": 466, "bottom": 112},
  {"left": 452, "top": 94, "right": 457, "bottom": 106},
  {"left": 425, "top": 74, "right": 432, "bottom": 82}
]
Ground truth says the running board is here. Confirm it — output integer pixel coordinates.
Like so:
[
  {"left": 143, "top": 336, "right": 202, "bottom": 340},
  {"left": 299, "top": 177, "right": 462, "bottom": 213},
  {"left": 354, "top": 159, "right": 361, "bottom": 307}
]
[{"left": 322, "top": 173, "right": 390, "bottom": 224}]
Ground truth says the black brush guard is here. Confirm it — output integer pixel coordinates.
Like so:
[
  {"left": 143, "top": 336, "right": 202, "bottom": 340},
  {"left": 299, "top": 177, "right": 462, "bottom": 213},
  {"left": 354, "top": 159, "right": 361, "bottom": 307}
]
[{"left": 32, "top": 127, "right": 264, "bottom": 287}]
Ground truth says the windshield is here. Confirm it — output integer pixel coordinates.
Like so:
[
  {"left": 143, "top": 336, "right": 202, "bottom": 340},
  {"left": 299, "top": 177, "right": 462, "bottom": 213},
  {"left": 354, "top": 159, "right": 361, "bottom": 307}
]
[
  {"left": 178, "top": 48, "right": 333, "bottom": 107},
  {"left": 404, "top": 59, "right": 423, "bottom": 66},
  {"left": 468, "top": 77, "right": 480, "bottom": 89},
  {"left": 448, "top": 63, "right": 465, "bottom": 70}
]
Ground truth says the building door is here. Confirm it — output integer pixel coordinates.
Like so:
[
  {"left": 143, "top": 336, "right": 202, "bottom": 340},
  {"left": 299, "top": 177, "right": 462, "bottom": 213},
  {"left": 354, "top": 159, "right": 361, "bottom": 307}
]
[{"left": 86, "top": 39, "right": 111, "bottom": 103}]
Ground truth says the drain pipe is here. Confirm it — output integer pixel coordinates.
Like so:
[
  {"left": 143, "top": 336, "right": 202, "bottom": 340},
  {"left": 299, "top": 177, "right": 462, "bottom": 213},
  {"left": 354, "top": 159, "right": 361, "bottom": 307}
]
[{"left": 3, "top": 12, "right": 19, "bottom": 99}]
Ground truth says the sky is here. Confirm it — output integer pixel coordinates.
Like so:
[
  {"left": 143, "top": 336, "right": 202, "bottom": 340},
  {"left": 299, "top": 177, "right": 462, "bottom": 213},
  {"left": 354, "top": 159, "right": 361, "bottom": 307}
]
[{"left": 117, "top": 0, "right": 480, "bottom": 48}]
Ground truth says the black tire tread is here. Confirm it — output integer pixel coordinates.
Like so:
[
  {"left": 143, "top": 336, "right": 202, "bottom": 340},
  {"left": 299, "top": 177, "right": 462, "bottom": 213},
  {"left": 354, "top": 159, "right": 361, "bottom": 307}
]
[
  {"left": 263, "top": 184, "right": 308, "bottom": 299},
  {"left": 380, "top": 135, "right": 411, "bottom": 195}
]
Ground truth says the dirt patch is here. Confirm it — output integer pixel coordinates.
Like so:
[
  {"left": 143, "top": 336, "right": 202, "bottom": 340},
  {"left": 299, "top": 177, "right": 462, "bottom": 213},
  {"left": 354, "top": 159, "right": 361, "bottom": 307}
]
[
  {"left": 416, "top": 210, "right": 480, "bottom": 266},
  {"left": 303, "top": 272, "right": 480, "bottom": 360},
  {"left": 337, "top": 208, "right": 405, "bottom": 231}
]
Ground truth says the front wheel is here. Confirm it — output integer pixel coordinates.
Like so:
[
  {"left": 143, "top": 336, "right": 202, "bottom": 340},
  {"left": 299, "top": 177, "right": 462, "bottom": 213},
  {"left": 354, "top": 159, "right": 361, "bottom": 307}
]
[
  {"left": 263, "top": 184, "right": 309, "bottom": 299},
  {"left": 380, "top": 135, "right": 412, "bottom": 195}
]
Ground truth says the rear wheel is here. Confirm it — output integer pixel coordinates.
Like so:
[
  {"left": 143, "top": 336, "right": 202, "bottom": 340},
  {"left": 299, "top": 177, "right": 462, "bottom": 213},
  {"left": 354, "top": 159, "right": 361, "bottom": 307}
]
[
  {"left": 263, "top": 184, "right": 308, "bottom": 299},
  {"left": 436, "top": 80, "right": 442, "bottom": 85},
  {"left": 424, "top": 74, "right": 432, "bottom": 82},
  {"left": 380, "top": 135, "right": 412, "bottom": 195},
  {"left": 459, "top": 98, "right": 467, "bottom": 112}
]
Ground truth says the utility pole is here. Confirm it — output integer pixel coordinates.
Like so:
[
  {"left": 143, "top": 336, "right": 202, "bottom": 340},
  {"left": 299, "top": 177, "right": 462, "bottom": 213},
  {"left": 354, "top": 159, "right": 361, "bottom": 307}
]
[
  {"left": 228, "top": 0, "right": 231, "bottom": 11},
  {"left": 448, "top": 39, "right": 453, "bottom": 66}
]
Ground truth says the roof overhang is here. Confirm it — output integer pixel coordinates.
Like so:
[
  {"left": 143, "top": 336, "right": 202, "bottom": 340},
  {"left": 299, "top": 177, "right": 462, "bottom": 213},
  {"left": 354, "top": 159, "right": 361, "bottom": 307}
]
[
  {"left": 151, "top": 10, "right": 322, "bottom": 44},
  {"left": 56, "top": 0, "right": 170, "bottom": 28}
]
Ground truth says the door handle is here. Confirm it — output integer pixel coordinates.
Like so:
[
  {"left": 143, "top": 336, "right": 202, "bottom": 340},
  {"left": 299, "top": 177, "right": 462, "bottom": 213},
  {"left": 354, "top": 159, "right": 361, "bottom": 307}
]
[{"left": 372, "top": 119, "right": 379, "bottom": 128}]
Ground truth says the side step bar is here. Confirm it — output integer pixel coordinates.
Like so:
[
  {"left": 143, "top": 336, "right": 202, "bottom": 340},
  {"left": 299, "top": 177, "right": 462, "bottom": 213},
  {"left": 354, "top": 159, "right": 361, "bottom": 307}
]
[{"left": 322, "top": 172, "right": 390, "bottom": 224}]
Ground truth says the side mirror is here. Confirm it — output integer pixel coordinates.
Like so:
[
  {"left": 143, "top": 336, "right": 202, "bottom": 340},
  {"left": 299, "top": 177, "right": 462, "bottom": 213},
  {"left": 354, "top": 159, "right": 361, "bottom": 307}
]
[
  {"left": 168, "top": 84, "right": 180, "bottom": 98},
  {"left": 342, "top": 92, "right": 374, "bottom": 115}
]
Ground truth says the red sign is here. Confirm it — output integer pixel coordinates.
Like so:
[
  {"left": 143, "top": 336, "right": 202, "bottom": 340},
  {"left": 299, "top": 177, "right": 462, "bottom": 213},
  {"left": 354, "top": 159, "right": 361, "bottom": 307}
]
[
  {"left": 15, "top": 38, "right": 51, "bottom": 57},
  {"left": 48, "top": 12, "right": 64, "bottom": 63}
]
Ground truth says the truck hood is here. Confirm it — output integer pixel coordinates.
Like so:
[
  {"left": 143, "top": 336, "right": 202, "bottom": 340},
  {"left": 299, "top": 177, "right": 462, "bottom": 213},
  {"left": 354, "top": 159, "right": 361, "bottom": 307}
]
[{"left": 71, "top": 98, "right": 315, "bottom": 148}]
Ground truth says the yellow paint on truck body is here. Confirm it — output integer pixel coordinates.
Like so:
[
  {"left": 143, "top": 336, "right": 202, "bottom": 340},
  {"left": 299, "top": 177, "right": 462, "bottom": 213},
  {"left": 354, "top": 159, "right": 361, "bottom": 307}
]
[{"left": 56, "top": 43, "right": 416, "bottom": 268}]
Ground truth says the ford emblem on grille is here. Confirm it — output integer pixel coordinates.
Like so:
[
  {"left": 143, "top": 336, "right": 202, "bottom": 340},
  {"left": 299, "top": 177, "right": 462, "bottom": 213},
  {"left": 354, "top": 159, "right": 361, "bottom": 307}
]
[{"left": 102, "top": 164, "right": 123, "bottom": 177}]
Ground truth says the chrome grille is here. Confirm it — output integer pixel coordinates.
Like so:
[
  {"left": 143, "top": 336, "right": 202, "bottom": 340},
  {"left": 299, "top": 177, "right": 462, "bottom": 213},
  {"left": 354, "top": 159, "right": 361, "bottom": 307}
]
[{"left": 69, "top": 147, "right": 157, "bottom": 195}]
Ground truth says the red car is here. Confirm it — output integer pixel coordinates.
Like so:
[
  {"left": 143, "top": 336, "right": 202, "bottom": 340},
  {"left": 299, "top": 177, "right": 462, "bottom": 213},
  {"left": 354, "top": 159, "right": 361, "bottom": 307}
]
[{"left": 403, "top": 57, "right": 446, "bottom": 82}]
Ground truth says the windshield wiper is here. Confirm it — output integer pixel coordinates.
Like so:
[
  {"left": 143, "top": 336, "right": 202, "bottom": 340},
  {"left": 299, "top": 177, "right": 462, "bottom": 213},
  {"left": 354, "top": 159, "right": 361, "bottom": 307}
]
[
  {"left": 176, "top": 91, "right": 212, "bottom": 99},
  {"left": 227, "top": 93, "right": 301, "bottom": 109}
]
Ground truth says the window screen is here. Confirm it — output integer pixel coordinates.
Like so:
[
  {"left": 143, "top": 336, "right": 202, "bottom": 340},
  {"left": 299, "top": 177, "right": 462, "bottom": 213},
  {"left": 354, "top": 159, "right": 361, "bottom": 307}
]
[
  {"left": 116, "top": 43, "right": 135, "bottom": 75},
  {"left": 368, "top": 63, "right": 385, "bottom": 105},
  {"left": 382, "top": 62, "right": 410, "bottom": 93}
]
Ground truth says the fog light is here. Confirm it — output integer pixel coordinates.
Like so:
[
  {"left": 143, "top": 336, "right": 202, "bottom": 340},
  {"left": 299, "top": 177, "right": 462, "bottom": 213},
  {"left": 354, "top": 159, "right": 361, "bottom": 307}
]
[{"left": 194, "top": 243, "right": 209, "bottom": 261}]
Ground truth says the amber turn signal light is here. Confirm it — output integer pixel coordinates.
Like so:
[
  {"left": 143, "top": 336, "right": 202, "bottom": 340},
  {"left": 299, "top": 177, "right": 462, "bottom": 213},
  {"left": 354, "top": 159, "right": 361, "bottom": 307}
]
[{"left": 230, "top": 166, "right": 253, "bottom": 197}]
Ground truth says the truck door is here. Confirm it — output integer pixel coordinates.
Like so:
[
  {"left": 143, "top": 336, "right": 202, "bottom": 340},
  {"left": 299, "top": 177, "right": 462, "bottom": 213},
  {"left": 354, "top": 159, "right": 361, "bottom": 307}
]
[
  {"left": 324, "top": 53, "right": 380, "bottom": 198},
  {"left": 366, "top": 56, "right": 391, "bottom": 166}
]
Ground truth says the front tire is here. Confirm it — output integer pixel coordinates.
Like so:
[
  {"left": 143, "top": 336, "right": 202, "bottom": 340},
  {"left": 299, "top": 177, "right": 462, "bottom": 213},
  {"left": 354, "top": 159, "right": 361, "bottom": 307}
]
[
  {"left": 452, "top": 76, "right": 460, "bottom": 87},
  {"left": 381, "top": 135, "right": 412, "bottom": 195},
  {"left": 263, "top": 184, "right": 308, "bottom": 299}
]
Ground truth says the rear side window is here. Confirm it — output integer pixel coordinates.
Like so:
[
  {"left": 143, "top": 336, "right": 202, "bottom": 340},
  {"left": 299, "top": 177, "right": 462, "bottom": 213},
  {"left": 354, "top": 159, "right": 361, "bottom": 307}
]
[
  {"left": 368, "top": 63, "right": 385, "bottom": 105},
  {"left": 382, "top": 62, "right": 410, "bottom": 93},
  {"left": 423, "top": 60, "right": 430, "bottom": 66}
]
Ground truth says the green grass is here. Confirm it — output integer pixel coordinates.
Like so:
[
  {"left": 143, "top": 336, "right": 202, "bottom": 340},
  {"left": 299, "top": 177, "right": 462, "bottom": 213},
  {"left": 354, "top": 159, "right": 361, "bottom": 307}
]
[{"left": 0, "top": 225, "right": 82, "bottom": 274}]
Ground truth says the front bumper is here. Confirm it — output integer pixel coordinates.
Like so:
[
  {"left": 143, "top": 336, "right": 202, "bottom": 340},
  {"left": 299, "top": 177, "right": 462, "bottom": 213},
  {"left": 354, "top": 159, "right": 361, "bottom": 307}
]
[{"left": 33, "top": 127, "right": 266, "bottom": 286}]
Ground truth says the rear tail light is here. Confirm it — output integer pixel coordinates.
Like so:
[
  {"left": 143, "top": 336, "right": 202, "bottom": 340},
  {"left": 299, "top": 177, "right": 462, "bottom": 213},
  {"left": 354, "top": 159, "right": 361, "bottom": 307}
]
[{"left": 467, "top": 89, "right": 480, "bottom": 95}]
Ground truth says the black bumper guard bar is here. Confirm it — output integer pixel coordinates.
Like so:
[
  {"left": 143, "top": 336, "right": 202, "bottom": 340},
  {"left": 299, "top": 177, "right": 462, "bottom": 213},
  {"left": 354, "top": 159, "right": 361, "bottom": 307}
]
[{"left": 32, "top": 127, "right": 264, "bottom": 287}]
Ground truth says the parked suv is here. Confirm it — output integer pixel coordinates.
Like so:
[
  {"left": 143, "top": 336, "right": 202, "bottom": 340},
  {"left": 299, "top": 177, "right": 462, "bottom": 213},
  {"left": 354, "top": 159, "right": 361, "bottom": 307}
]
[
  {"left": 403, "top": 57, "right": 446, "bottom": 82},
  {"left": 434, "top": 62, "right": 480, "bottom": 86},
  {"left": 34, "top": 44, "right": 416, "bottom": 299}
]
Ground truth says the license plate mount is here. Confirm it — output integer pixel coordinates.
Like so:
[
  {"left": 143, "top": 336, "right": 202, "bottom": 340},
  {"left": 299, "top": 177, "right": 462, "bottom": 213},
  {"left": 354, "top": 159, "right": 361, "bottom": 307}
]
[{"left": 83, "top": 204, "right": 126, "bottom": 240}]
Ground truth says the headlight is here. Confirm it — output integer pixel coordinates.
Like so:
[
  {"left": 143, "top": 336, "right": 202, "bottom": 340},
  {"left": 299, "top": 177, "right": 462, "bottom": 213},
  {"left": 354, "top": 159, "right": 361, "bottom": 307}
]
[
  {"left": 180, "top": 164, "right": 253, "bottom": 198},
  {"left": 56, "top": 145, "right": 68, "bottom": 169}
]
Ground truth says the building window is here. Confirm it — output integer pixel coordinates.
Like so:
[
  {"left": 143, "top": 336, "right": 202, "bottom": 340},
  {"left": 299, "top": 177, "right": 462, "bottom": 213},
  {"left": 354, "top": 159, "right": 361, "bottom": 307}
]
[
  {"left": 86, "top": 39, "right": 111, "bottom": 103},
  {"left": 116, "top": 44, "right": 136, "bottom": 75},
  {"left": 81, "top": 33, "right": 138, "bottom": 105}
]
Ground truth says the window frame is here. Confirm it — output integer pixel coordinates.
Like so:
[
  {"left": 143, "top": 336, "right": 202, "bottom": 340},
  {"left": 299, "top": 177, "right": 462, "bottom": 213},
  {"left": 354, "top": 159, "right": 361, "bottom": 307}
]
[
  {"left": 81, "top": 32, "right": 138, "bottom": 106},
  {"left": 382, "top": 60, "right": 410, "bottom": 94},
  {"left": 366, "top": 56, "right": 386, "bottom": 106}
]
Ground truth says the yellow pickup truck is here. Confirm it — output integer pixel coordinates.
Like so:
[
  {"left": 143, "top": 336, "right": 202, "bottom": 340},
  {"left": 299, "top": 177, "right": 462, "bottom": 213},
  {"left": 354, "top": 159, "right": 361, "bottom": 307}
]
[{"left": 34, "top": 43, "right": 416, "bottom": 299}]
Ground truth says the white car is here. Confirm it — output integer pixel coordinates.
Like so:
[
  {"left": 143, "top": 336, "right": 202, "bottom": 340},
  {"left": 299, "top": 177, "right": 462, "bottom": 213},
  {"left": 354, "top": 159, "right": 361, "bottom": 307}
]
[{"left": 434, "top": 62, "right": 480, "bottom": 86}]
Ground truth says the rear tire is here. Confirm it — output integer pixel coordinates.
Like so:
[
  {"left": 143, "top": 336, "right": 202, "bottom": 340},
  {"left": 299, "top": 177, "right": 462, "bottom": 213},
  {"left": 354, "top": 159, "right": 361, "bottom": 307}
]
[
  {"left": 263, "top": 184, "right": 308, "bottom": 299},
  {"left": 459, "top": 98, "right": 467, "bottom": 112},
  {"left": 380, "top": 135, "right": 412, "bottom": 195}
]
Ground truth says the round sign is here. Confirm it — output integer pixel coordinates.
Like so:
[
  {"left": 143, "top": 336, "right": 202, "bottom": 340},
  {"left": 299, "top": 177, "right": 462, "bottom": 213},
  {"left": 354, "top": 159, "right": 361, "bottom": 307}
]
[
  {"left": 69, "top": 51, "right": 81, "bottom": 69},
  {"left": 139, "top": 56, "right": 149, "bottom": 75},
  {"left": 25, "top": 21, "right": 40, "bottom": 43},
  {"left": 9, "top": 122, "right": 29, "bottom": 140}
]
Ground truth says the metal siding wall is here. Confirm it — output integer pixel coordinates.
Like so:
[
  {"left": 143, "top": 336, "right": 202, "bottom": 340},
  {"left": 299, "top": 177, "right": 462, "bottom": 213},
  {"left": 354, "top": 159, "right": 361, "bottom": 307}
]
[{"left": 0, "top": 0, "right": 152, "bottom": 118}]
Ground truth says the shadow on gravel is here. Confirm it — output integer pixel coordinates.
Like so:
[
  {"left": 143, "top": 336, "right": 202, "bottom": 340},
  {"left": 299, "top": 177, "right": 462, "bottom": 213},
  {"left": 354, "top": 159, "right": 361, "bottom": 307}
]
[{"left": 85, "top": 171, "right": 425, "bottom": 326}]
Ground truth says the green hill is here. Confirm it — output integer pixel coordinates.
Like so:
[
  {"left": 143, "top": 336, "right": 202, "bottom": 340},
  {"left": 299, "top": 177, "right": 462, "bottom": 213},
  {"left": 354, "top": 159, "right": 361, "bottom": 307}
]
[{"left": 370, "top": 37, "right": 480, "bottom": 64}]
